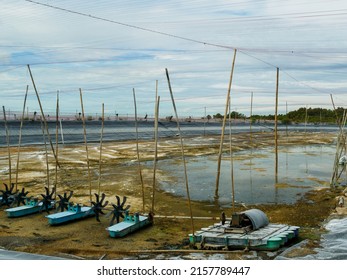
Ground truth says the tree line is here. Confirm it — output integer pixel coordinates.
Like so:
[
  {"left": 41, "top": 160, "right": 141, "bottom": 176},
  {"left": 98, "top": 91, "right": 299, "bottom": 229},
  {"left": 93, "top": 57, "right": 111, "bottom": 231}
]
[{"left": 212, "top": 107, "right": 346, "bottom": 124}]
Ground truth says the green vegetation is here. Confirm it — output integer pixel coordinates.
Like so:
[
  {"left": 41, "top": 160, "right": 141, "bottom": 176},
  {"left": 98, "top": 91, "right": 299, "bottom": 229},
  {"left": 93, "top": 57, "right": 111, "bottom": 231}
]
[{"left": 213, "top": 107, "right": 345, "bottom": 124}]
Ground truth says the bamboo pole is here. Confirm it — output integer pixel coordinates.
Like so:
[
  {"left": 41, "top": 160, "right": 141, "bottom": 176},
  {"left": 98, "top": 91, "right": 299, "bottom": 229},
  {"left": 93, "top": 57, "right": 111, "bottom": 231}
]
[
  {"left": 57, "top": 90, "right": 64, "bottom": 145},
  {"left": 15, "top": 85, "right": 28, "bottom": 191},
  {"left": 151, "top": 81, "right": 159, "bottom": 214},
  {"left": 79, "top": 89, "right": 92, "bottom": 203},
  {"left": 98, "top": 103, "right": 105, "bottom": 196},
  {"left": 155, "top": 215, "right": 222, "bottom": 220},
  {"left": 2, "top": 106, "right": 12, "bottom": 187},
  {"left": 228, "top": 93, "right": 235, "bottom": 213},
  {"left": 203, "top": 106, "right": 207, "bottom": 136},
  {"left": 330, "top": 95, "right": 345, "bottom": 185},
  {"left": 274, "top": 67, "right": 279, "bottom": 182},
  {"left": 40, "top": 119, "right": 50, "bottom": 190},
  {"left": 285, "top": 101, "right": 288, "bottom": 138},
  {"left": 59, "top": 112, "right": 64, "bottom": 145},
  {"left": 54, "top": 92, "right": 59, "bottom": 198},
  {"left": 27, "top": 65, "right": 59, "bottom": 167},
  {"left": 165, "top": 68, "right": 195, "bottom": 235},
  {"left": 305, "top": 105, "right": 308, "bottom": 135},
  {"left": 330, "top": 94, "right": 347, "bottom": 186},
  {"left": 133, "top": 88, "right": 145, "bottom": 212},
  {"left": 215, "top": 49, "right": 237, "bottom": 199},
  {"left": 335, "top": 112, "right": 347, "bottom": 184},
  {"left": 250, "top": 91, "right": 253, "bottom": 146}
]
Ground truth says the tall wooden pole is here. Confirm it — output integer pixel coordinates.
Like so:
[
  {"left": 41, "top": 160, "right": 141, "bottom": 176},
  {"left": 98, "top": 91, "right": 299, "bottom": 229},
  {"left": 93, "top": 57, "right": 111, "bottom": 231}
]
[
  {"left": 166, "top": 68, "right": 195, "bottom": 235},
  {"left": 133, "top": 88, "right": 145, "bottom": 212},
  {"left": 98, "top": 103, "right": 105, "bottom": 196},
  {"left": 79, "top": 89, "right": 92, "bottom": 203},
  {"left": 305, "top": 105, "right": 308, "bottom": 135},
  {"left": 250, "top": 91, "right": 253, "bottom": 146},
  {"left": 203, "top": 106, "right": 206, "bottom": 136},
  {"left": 152, "top": 81, "right": 159, "bottom": 214},
  {"left": 27, "top": 65, "right": 59, "bottom": 167},
  {"left": 54, "top": 91, "right": 59, "bottom": 198},
  {"left": 275, "top": 68, "right": 279, "bottom": 182},
  {"left": 15, "top": 85, "right": 28, "bottom": 191},
  {"left": 330, "top": 94, "right": 347, "bottom": 186},
  {"left": 215, "top": 49, "right": 237, "bottom": 199},
  {"left": 285, "top": 101, "right": 288, "bottom": 138},
  {"left": 40, "top": 119, "right": 50, "bottom": 191},
  {"left": 2, "top": 106, "right": 12, "bottom": 187},
  {"left": 229, "top": 92, "right": 235, "bottom": 213}
]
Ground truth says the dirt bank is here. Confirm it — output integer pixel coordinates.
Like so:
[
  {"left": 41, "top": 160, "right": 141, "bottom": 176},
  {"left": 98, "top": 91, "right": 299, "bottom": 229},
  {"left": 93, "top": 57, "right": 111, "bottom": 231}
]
[{"left": 0, "top": 131, "right": 345, "bottom": 259}]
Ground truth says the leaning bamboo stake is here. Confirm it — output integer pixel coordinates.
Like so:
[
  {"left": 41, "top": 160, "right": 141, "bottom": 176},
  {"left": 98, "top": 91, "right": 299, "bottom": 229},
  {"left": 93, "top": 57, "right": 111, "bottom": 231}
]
[
  {"left": 151, "top": 83, "right": 160, "bottom": 214},
  {"left": 285, "top": 101, "right": 288, "bottom": 138},
  {"left": 133, "top": 88, "right": 145, "bottom": 212},
  {"left": 2, "top": 106, "right": 12, "bottom": 187},
  {"left": 54, "top": 92, "right": 59, "bottom": 198},
  {"left": 15, "top": 86, "right": 28, "bottom": 191},
  {"left": 40, "top": 119, "right": 50, "bottom": 191},
  {"left": 274, "top": 67, "right": 279, "bottom": 183},
  {"left": 59, "top": 115, "right": 64, "bottom": 145},
  {"left": 215, "top": 49, "right": 237, "bottom": 199},
  {"left": 249, "top": 91, "right": 253, "bottom": 146},
  {"left": 27, "top": 65, "right": 59, "bottom": 167},
  {"left": 165, "top": 68, "right": 195, "bottom": 235},
  {"left": 98, "top": 103, "right": 105, "bottom": 196},
  {"left": 79, "top": 89, "right": 92, "bottom": 203},
  {"left": 228, "top": 94, "right": 235, "bottom": 214},
  {"left": 333, "top": 117, "right": 347, "bottom": 184}
]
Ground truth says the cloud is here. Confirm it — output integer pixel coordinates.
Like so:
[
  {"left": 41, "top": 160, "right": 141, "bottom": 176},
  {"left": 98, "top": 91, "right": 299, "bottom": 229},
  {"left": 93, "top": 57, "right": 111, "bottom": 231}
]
[{"left": 1, "top": 0, "right": 347, "bottom": 118}]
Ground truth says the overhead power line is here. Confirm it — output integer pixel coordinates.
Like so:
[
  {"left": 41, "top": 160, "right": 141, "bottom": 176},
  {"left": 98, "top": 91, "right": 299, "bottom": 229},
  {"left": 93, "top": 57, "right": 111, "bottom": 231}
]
[
  {"left": 24, "top": 0, "right": 237, "bottom": 51},
  {"left": 20, "top": 0, "right": 345, "bottom": 98}
]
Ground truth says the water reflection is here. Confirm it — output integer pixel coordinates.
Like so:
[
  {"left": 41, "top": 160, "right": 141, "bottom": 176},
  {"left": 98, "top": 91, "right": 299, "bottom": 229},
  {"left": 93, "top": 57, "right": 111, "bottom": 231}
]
[{"left": 157, "top": 145, "right": 335, "bottom": 206}]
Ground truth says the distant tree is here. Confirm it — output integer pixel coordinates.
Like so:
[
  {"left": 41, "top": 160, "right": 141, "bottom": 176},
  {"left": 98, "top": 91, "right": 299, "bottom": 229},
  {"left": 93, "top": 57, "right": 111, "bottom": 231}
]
[
  {"left": 213, "top": 113, "right": 223, "bottom": 119},
  {"left": 229, "top": 111, "right": 246, "bottom": 119}
]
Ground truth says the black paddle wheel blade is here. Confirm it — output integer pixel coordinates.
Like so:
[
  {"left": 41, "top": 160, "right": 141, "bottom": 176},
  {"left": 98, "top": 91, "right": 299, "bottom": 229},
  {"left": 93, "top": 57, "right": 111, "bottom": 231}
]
[
  {"left": 90, "top": 193, "right": 108, "bottom": 222},
  {"left": 55, "top": 191, "right": 73, "bottom": 212},
  {"left": 108, "top": 195, "right": 131, "bottom": 226}
]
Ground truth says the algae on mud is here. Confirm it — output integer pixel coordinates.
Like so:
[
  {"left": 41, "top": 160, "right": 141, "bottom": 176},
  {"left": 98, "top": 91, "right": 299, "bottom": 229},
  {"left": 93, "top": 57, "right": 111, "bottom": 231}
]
[{"left": 0, "top": 131, "right": 344, "bottom": 259}]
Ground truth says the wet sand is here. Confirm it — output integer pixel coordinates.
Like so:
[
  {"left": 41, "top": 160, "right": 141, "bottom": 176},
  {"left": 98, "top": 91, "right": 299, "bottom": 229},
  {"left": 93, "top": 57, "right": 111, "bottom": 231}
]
[{"left": 0, "top": 131, "right": 346, "bottom": 259}]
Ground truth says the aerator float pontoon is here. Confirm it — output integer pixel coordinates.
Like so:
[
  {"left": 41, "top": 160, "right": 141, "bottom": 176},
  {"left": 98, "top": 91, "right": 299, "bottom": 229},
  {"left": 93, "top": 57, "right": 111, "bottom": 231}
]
[
  {"left": 189, "top": 209, "right": 300, "bottom": 251},
  {"left": 45, "top": 192, "right": 108, "bottom": 225},
  {"left": 106, "top": 195, "right": 153, "bottom": 238},
  {"left": 5, "top": 187, "right": 55, "bottom": 217}
]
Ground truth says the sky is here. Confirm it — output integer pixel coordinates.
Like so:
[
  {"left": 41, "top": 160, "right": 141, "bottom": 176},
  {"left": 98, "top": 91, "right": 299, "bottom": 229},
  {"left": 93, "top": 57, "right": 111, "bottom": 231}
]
[{"left": 1, "top": 0, "right": 347, "bottom": 119}]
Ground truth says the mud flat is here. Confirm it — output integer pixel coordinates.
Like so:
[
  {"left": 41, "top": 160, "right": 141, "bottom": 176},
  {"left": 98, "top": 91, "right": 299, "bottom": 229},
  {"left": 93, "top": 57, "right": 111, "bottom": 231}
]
[{"left": 0, "top": 131, "right": 345, "bottom": 260}]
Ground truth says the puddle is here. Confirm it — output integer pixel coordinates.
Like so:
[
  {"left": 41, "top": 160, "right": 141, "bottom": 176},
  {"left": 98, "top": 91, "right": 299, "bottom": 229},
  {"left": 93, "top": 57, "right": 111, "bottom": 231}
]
[{"left": 154, "top": 144, "right": 335, "bottom": 205}]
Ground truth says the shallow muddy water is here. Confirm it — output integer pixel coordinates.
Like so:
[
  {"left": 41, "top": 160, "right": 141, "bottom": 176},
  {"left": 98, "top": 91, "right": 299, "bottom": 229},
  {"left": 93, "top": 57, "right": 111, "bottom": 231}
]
[{"left": 155, "top": 144, "right": 336, "bottom": 205}]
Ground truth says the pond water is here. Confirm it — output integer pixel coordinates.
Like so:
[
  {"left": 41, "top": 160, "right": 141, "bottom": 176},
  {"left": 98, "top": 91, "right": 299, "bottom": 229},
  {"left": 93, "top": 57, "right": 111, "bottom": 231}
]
[{"left": 156, "top": 144, "right": 336, "bottom": 206}]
